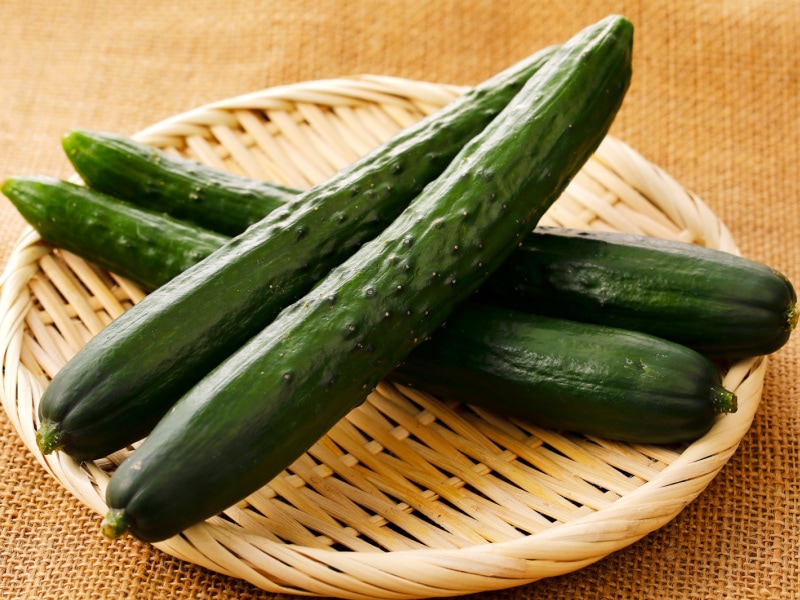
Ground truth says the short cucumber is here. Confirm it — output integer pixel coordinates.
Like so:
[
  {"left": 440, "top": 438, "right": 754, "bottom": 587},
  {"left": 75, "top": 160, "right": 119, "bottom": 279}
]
[
  {"left": 101, "top": 16, "right": 634, "bottom": 543},
  {"left": 36, "top": 42, "right": 560, "bottom": 461},
  {"left": 62, "top": 130, "right": 298, "bottom": 236},
  {"left": 1, "top": 176, "right": 226, "bottom": 291},
  {"left": 393, "top": 303, "right": 736, "bottom": 444},
  {"left": 478, "top": 227, "right": 798, "bottom": 358}
]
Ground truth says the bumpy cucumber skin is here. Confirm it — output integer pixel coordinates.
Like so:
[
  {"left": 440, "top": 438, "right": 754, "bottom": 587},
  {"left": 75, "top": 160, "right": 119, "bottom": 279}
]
[
  {"left": 1, "top": 176, "right": 227, "bottom": 292},
  {"left": 103, "top": 16, "right": 633, "bottom": 543},
  {"left": 393, "top": 303, "right": 735, "bottom": 444},
  {"left": 478, "top": 227, "right": 798, "bottom": 358},
  {"left": 62, "top": 129, "right": 298, "bottom": 236},
  {"left": 37, "top": 43, "right": 560, "bottom": 461}
]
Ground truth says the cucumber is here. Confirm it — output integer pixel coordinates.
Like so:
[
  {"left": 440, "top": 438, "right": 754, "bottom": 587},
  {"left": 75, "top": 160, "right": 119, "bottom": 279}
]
[
  {"left": 393, "top": 303, "right": 736, "bottom": 444},
  {"left": 100, "top": 16, "right": 634, "bottom": 543},
  {"left": 62, "top": 130, "right": 298, "bottom": 237},
  {"left": 1, "top": 176, "right": 227, "bottom": 291},
  {"left": 35, "top": 41, "right": 561, "bottom": 461},
  {"left": 478, "top": 227, "right": 798, "bottom": 358}
]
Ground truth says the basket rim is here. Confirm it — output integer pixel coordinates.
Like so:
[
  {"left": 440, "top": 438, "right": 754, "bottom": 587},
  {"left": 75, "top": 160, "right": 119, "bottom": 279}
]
[{"left": 0, "top": 75, "right": 766, "bottom": 599}]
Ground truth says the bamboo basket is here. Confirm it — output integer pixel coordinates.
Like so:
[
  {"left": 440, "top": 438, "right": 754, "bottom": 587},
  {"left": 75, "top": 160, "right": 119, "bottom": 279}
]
[{"left": 0, "top": 76, "right": 765, "bottom": 599}]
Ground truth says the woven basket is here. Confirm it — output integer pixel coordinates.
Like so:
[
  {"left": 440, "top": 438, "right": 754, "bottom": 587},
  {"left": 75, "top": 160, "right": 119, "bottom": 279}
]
[{"left": 0, "top": 76, "right": 765, "bottom": 599}]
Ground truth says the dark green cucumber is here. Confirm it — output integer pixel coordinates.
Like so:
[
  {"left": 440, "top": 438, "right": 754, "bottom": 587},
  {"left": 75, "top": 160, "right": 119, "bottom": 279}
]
[
  {"left": 36, "top": 42, "right": 560, "bottom": 461},
  {"left": 101, "top": 16, "right": 634, "bottom": 543},
  {"left": 62, "top": 129, "right": 298, "bottom": 237},
  {"left": 394, "top": 303, "right": 736, "bottom": 444},
  {"left": 1, "top": 176, "right": 227, "bottom": 291},
  {"left": 478, "top": 227, "right": 798, "bottom": 358}
]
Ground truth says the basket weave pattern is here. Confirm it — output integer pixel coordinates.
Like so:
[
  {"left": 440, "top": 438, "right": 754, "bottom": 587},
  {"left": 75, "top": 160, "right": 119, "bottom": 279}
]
[{"left": 0, "top": 76, "right": 765, "bottom": 599}]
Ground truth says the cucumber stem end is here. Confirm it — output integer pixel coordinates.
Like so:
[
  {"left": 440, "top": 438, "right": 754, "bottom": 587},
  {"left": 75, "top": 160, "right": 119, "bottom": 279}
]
[
  {"left": 101, "top": 509, "right": 130, "bottom": 540},
  {"left": 36, "top": 421, "right": 65, "bottom": 455},
  {"left": 712, "top": 386, "right": 737, "bottom": 414}
]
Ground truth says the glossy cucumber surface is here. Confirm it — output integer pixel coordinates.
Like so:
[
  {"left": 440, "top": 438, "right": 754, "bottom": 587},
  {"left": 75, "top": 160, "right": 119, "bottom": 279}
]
[
  {"left": 62, "top": 129, "right": 298, "bottom": 236},
  {"left": 393, "top": 303, "right": 736, "bottom": 444},
  {"left": 1, "top": 176, "right": 226, "bottom": 291},
  {"left": 101, "top": 16, "right": 634, "bottom": 543},
  {"left": 36, "top": 41, "right": 560, "bottom": 461},
  {"left": 479, "top": 227, "right": 798, "bottom": 358}
]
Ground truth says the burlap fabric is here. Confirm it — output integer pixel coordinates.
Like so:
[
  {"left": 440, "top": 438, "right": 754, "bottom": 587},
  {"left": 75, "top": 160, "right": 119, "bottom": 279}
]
[{"left": 1, "top": 1, "right": 797, "bottom": 598}]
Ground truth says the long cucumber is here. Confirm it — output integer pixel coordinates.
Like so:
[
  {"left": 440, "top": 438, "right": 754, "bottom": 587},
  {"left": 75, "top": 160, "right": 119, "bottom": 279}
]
[
  {"left": 101, "top": 16, "right": 634, "bottom": 543},
  {"left": 393, "top": 303, "right": 736, "bottom": 444},
  {"left": 1, "top": 176, "right": 226, "bottom": 291},
  {"left": 478, "top": 228, "right": 798, "bottom": 358},
  {"left": 34, "top": 42, "right": 560, "bottom": 461},
  {"left": 63, "top": 131, "right": 297, "bottom": 236}
]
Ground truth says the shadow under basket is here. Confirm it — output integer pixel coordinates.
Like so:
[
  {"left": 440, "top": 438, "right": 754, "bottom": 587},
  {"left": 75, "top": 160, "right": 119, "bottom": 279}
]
[{"left": 0, "top": 75, "right": 765, "bottom": 599}]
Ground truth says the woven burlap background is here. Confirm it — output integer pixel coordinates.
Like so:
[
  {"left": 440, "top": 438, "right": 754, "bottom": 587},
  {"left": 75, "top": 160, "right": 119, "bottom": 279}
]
[{"left": 1, "top": 1, "right": 797, "bottom": 598}]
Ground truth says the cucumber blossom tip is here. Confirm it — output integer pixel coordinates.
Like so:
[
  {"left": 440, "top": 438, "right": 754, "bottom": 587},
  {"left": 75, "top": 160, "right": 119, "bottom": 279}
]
[
  {"left": 35, "top": 421, "right": 65, "bottom": 455},
  {"left": 101, "top": 508, "right": 131, "bottom": 540},
  {"left": 712, "top": 386, "right": 738, "bottom": 415},
  {"left": 785, "top": 302, "right": 798, "bottom": 332}
]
